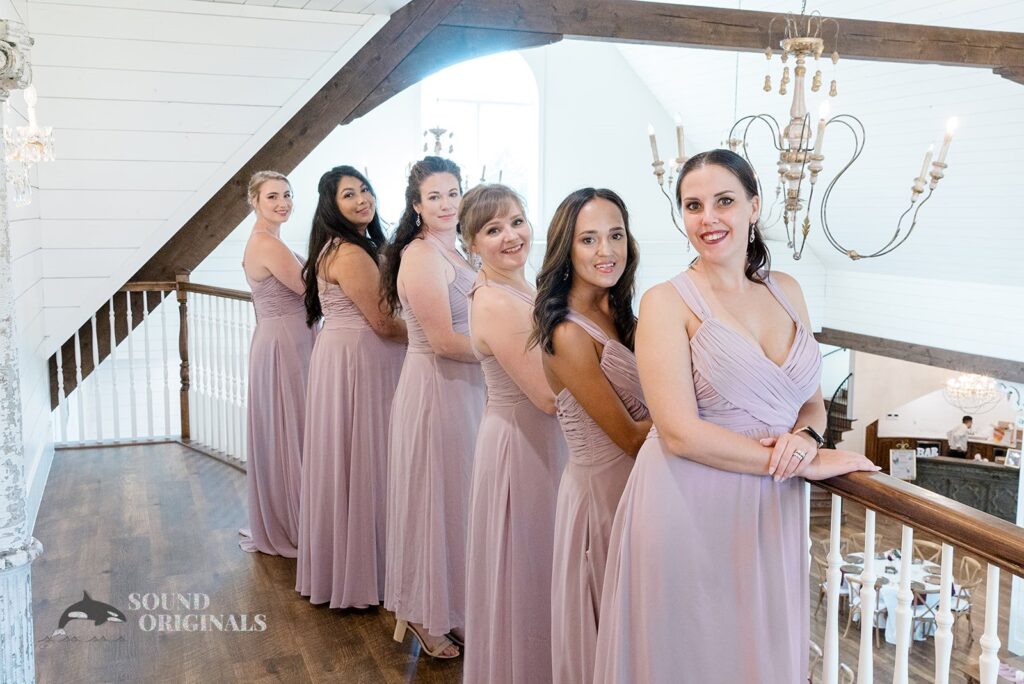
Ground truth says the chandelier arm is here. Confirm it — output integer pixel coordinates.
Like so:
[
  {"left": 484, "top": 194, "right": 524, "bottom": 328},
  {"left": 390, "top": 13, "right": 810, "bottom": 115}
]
[
  {"left": 817, "top": 115, "right": 867, "bottom": 255},
  {"left": 858, "top": 189, "right": 935, "bottom": 259},
  {"left": 658, "top": 182, "right": 685, "bottom": 237}
]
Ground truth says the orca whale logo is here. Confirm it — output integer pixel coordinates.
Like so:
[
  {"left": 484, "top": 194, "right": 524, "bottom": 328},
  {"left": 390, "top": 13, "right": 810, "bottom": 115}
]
[{"left": 52, "top": 591, "right": 126, "bottom": 636}]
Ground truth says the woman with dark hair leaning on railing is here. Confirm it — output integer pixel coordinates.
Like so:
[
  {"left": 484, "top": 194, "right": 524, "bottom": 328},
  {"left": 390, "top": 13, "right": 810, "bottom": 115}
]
[
  {"left": 593, "top": 149, "right": 879, "bottom": 683},
  {"left": 295, "top": 166, "right": 406, "bottom": 610},
  {"left": 531, "top": 187, "right": 651, "bottom": 684}
]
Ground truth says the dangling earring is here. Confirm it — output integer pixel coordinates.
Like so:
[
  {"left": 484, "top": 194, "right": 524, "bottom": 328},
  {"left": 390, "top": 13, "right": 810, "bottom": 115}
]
[
  {"left": 749, "top": 224, "right": 756, "bottom": 243},
  {"left": 470, "top": 251, "right": 482, "bottom": 270},
  {"left": 415, "top": 212, "right": 421, "bottom": 227},
  {"left": 562, "top": 265, "right": 570, "bottom": 281}
]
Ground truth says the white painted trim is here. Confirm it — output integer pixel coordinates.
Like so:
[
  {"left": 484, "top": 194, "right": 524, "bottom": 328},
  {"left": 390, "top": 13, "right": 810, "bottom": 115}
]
[
  {"left": 25, "top": 440, "right": 54, "bottom": 535},
  {"left": 31, "top": 0, "right": 369, "bottom": 24}
]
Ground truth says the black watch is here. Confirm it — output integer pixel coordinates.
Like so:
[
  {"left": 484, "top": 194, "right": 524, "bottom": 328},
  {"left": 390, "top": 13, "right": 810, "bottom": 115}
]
[{"left": 797, "top": 425, "right": 825, "bottom": 448}]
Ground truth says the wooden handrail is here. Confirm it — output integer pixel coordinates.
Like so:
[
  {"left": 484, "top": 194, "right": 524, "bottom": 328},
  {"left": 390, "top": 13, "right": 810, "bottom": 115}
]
[
  {"left": 178, "top": 282, "right": 252, "bottom": 302},
  {"left": 814, "top": 471, "right": 1024, "bottom": 577}
]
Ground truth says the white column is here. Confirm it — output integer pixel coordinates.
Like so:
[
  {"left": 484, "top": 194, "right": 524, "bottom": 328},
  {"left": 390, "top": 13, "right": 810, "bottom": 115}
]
[{"left": 0, "top": 19, "right": 44, "bottom": 684}]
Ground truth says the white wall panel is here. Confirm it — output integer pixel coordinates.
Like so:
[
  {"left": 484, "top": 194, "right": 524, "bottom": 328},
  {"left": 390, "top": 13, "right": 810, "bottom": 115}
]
[
  {"left": 37, "top": 189, "right": 191, "bottom": 220},
  {"left": 39, "top": 219, "right": 162, "bottom": 249},
  {"left": 37, "top": 160, "right": 221, "bottom": 192},
  {"left": 42, "top": 99, "right": 275, "bottom": 134},
  {"left": 56, "top": 130, "right": 248, "bottom": 162}
]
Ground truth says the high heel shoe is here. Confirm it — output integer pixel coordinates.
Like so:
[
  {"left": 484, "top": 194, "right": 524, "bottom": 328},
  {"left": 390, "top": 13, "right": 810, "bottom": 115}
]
[{"left": 393, "top": 618, "right": 460, "bottom": 659}]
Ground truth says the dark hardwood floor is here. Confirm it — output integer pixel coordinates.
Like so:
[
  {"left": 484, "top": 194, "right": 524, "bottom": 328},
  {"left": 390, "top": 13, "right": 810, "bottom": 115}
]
[{"left": 31, "top": 444, "right": 1020, "bottom": 682}]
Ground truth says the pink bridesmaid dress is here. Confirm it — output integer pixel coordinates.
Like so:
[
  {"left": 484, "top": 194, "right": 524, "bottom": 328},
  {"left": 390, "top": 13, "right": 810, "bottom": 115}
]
[
  {"left": 241, "top": 274, "right": 314, "bottom": 557},
  {"left": 296, "top": 246, "right": 406, "bottom": 608},
  {"left": 550, "top": 312, "right": 648, "bottom": 684},
  {"left": 463, "top": 281, "right": 568, "bottom": 684},
  {"left": 594, "top": 270, "right": 821, "bottom": 683},
  {"left": 384, "top": 239, "right": 485, "bottom": 639}
]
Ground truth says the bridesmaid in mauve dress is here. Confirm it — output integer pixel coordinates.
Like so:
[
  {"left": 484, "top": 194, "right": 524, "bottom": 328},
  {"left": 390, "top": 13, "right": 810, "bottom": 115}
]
[
  {"left": 295, "top": 166, "right": 407, "bottom": 609},
  {"left": 240, "top": 170, "right": 314, "bottom": 557},
  {"left": 380, "top": 157, "right": 484, "bottom": 660},
  {"left": 531, "top": 188, "right": 651, "bottom": 684},
  {"left": 461, "top": 184, "right": 568, "bottom": 684},
  {"left": 593, "top": 150, "right": 879, "bottom": 683}
]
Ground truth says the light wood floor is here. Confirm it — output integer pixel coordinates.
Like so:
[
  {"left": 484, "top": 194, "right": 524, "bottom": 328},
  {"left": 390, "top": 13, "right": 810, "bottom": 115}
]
[{"left": 31, "top": 444, "right": 1021, "bottom": 682}]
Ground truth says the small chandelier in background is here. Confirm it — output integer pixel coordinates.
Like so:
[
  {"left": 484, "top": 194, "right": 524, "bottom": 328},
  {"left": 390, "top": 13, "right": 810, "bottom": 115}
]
[
  {"left": 424, "top": 126, "right": 454, "bottom": 155},
  {"left": 645, "top": 116, "right": 689, "bottom": 246},
  {"left": 4, "top": 84, "right": 55, "bottom": 206},
  {"left": 943, "top": 374, "right": 1002, "bottom": 414},
  {"left": 725, "top": 3, "right": 955, "bottom": 261}
]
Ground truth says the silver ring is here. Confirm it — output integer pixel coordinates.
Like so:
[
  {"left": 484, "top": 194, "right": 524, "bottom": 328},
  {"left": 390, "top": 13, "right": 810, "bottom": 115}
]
[{"left": 793, "top": 449, "right": 807, "bottom": 461}]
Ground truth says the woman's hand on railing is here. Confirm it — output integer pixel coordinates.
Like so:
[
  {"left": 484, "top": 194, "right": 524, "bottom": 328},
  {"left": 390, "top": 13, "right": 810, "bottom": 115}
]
[
  {"left": 801, "top": 448, "right": 881, "bottom": 481},
  {"left": 760, "top": 432, "right": 819, "bottom": 482}
]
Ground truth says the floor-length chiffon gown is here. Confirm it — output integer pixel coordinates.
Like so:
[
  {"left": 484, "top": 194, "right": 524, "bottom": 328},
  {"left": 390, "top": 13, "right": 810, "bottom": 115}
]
[
  {"left": 241, "top": 273, "right": 314, "bottom": 557},
  {"left": 384, "top": 238, "right": 485, "bottom": 638},
  {"left": 594, "top": 270, "right": 821, "bottom": 684},
  {"left": 296, "top": 249, "right": 406, "bottom": 608},
  {"left": 463, "top": 282, "right": 568, "bottom": 684},
  {"left": 550, "top": 312, "right": 648, "bottom": 684}
]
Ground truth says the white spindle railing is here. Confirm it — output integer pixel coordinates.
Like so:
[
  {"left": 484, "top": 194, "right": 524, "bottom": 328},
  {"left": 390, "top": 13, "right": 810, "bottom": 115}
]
[
  {"left": 812, "top": 473, "right": 1023, "bottom": 684},
  {"left": 50, "top": 280, "right": 253, "bottom": 464}
]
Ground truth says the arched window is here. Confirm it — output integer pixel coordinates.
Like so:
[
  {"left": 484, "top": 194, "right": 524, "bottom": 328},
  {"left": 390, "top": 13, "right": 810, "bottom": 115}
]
[{"left": 420, "top": 51, "right": 540, "bottom": 223}]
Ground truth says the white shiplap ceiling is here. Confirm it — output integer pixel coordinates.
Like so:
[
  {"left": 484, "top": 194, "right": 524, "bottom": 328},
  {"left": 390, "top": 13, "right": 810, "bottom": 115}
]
[
  {"left": 196, "top": 0, "right": 409, "bottom": 12},
  {"left": 18, "top": 0, "right": 396, "bottom": 353},
  {"left": 617, "top": 0, "right": 1024, "bottom": 286}
]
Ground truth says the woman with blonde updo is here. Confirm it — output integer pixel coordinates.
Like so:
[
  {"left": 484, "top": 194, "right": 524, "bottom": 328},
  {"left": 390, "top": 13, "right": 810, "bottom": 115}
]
[{"left": 239, "top": 170, "right": 314, "bottom": 557}]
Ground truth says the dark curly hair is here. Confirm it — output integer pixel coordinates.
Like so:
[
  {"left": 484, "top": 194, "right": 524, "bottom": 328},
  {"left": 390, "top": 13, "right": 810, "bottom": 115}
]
[{"left": 379, "top": 156, "right": 462, "bottom": 316}]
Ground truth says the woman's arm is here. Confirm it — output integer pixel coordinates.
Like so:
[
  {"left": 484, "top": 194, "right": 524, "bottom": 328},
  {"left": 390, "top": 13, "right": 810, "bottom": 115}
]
[
  {"left": 246, "top": 233, "right": 305, "bottom": 295},
  {"left": 636, "top": 283, "right": 774, "bottom": 475},
  {"left": 399, "top": 240, "right": 476, "bottom": 362},
  {"left": 471, "top": 286, "right": 555, "bottom": 414},
  {"left": 545, "top": 321, "right": 652, "bottom": 455},
  {"left": 329, "top": 244, "right": 407, "bottom": 343}
]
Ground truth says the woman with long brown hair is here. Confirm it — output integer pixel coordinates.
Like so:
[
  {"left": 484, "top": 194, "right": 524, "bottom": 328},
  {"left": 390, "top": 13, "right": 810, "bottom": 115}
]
[
  {"left": 532, "top": 188, "right": 651, "bottom": 684},
  {"left": 380, "top": 156, "right": 484, "bottom": 660}
]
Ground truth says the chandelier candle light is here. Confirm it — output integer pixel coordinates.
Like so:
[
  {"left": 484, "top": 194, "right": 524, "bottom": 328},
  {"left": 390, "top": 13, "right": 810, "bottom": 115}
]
[
  {"left": 718, "top": 4, "right": 957, "bottom": 260},
  {"left": 3, "top": 83, "right": 55, "bottom": 206},
  {"left": 647, "top": 116, "right": 688, "bottom": 236}
]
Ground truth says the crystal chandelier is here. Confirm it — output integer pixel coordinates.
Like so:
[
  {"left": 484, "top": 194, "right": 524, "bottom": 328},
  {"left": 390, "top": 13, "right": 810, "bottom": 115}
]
[
  {"left": 725, "top": 3, "right": 956, "bottom": 261},
  {"left": 943, "top": 374, "right": 1002, "bottom": 414},
  {"left": 4, "top": 84, "right": 55, "bottom": 206}
]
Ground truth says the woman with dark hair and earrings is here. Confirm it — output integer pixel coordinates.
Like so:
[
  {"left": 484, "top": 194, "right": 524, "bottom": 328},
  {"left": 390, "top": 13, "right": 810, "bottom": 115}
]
[
  {"left": 461, "top": 184, "right": 567, "bottom": 683},
  {"left": 531, "top": 188, "right": 651, "bottom": 684},
  {"left": 380, "top": 156, "right": 484, "bottom": 660},
  {"left": 295, "top": 166, "right": 406, "bottom": 610},
  {"left": 594, "top": 149, "right": 879, "bottom": 683},
  {"left": 240, "top": 170, "right": 313, "bottom": 557}
]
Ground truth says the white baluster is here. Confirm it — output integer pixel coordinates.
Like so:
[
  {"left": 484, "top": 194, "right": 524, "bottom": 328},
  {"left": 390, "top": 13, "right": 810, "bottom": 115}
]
[
  {"left": 90, "top": 314, "right": 103, "bottom": 442},
  {"left": 141, "top": 293, "right": 155, "bottom": 436},
  {"left": 232, "top": 299, "right": 243, "bottom": 459},
  {"left": 192, "top": 293, "right": 205, "bottom": 446},
  {"left": 73, "top": 329, "right": 85, "bottom": 442},
  {"left": 893, "top": 525, "right": 914, "bottom": 684},
  {"left": 214, "top": 296, "right": 225, "bottom": 452},
  {"left": 55, "top": 348, "right": 68, "bottom": 443},
  {"left": 125, "top": 292, "right": 138, "bottom": 439},
  {"left": 108, "top": 298, "right": 120, "bottom": 440},
  {"left": 160, "top": 291, "right": 171, "bottom": 435},
  {"left": 241, "top": 303, "right": 253, "bottom": 464},
  {"left": 934, "top": 543, "right": 955, "bottom": 683},
  {"left": 979, "top": 564, "right": 1002, "bottom": 684},
  {"left": 201, "top": 294, "right": 213, "bottom": 447},
  {"left": 857, "top": 509, "right": 876, "bottom": 683},
  {"left": 222, "top": 297, "right": 233, "bottom": 457},
  {"left": 824, "top": 494, "right": 843, "bottom": 684},
  {"left": 185, "top": 289, "right": 197, "bottom": 444},
  {"left": 220, "top": 297, "right": 230, "bottom": 454}
]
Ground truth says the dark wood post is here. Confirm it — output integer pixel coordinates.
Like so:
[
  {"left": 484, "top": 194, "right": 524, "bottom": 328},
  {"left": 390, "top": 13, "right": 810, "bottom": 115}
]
[{"left": 176, "top": 274, "right": 190, "bottom": 440}]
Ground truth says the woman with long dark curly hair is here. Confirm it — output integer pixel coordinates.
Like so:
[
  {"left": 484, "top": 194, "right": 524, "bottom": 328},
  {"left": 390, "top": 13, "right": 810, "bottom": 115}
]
[
  {"left": 381, "top": 156, "right": 484, "bottom": 660},
  {"left": 296, "top": 166, "right": 406, "bottom": 610},
  {"left": 532, "top": 188, "right": 651, "bottom": 684}
]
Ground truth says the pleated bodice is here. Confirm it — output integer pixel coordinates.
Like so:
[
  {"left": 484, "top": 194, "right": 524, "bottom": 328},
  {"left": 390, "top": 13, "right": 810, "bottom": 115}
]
[
  {"left": 666, "top": 270, "right": 820, "bottom": 438},
  {"left": 555, "top": 313, "right": 649, "bottom": 466},
  {"left": 400, "top": 237, "right": 475, "bottom": 353},
  {"left": 469, "top": 281, "right": 535, "bottom": 409},
  {"left": 248, "top": 274, "right": 306, "bottom": 321}
]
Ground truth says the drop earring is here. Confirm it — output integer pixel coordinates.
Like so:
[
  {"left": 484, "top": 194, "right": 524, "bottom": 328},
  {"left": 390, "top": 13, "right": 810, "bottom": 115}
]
[
  {"left": 562, "top": 265, "right": 570, "bottom": 281},
  {"left": 749, "top": 224, "right": 756, "bottom": 243},
  {"left": 415, "top": 213, "right": 421, "bottom": 227}
]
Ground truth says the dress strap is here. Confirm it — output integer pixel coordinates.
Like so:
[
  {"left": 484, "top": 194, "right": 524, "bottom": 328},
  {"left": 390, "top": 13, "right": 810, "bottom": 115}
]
[
  {"left": 762, "top": 274, "right": 803, "bottom": 326},
  {"left": 468, "top": 279, "right": 534, "bottom": 306},
  {"left": 422, "top": 233, "right": 472, "bottom": 273},
  {"left": 667, "top": 270, "right": 711, "bottom": 322},
  {"left": 566, "top": 311, "right": 611, "bottom": 346}
]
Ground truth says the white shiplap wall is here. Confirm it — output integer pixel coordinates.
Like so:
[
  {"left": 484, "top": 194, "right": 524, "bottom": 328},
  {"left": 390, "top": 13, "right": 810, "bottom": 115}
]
[
  {"left": 4, "top": 0, "right": 54, "bottom": 530},
  {"left": 24, "top": 0, "right": 388, "bottom": 354}
]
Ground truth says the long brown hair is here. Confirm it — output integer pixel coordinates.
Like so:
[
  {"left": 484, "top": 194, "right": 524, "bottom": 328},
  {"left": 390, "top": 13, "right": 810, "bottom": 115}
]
[
  {"left": 379, "top": 156, "right": 462, "bottom": 316},
  {"left": 675, "top": 148, "right": 770, "bottom": 283},
  {"left": 531, "top": 188, "right": 639, "bottom": 355}
]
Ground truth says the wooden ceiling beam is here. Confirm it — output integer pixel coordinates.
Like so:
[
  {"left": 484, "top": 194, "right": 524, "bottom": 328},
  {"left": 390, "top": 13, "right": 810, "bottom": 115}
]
[{"left": 444, "top": 0, "right": 1024, "bottom": 69}]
